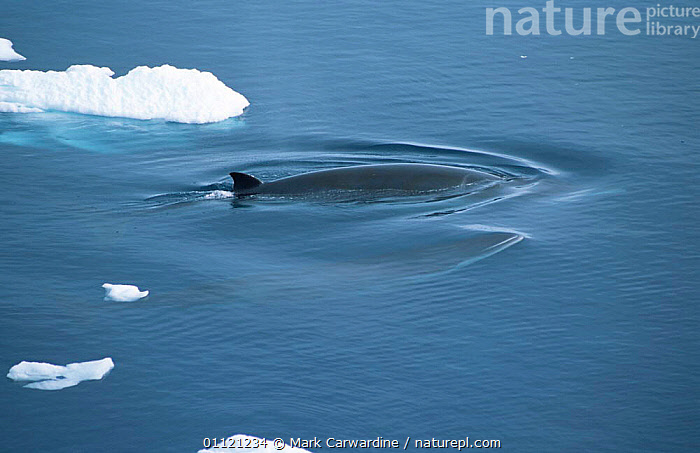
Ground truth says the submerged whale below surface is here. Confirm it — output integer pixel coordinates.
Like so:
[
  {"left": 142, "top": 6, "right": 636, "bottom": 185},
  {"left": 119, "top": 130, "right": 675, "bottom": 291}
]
[{"left": 229, "top": 163, "right": 498, "bottom": 196}]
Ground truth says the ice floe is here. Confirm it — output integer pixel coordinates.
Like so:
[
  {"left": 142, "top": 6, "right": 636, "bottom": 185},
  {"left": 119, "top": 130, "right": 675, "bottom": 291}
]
[
  {"left": 102, "top": 283, "right": 149, "bottom": 302},
  {"left": 0, "top": 64, "right": 249, "bottom": 123},
  {"left": 199, "top": 435, "right": 312, "bottom": 453},
  {"left": 0, "top": 101, "right": 41, "bottom": 113},
  {"left": 0, "top": 38, "right": 25, "bottom": 61},
  {"left": 7, "top": 357, "right": 114, "bottom": 390}
]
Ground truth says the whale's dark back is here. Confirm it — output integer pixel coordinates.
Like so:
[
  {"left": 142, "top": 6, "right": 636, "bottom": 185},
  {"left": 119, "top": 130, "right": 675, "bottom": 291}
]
[{"left": 230, "top": 163, "right": 496, "bottom": 195}]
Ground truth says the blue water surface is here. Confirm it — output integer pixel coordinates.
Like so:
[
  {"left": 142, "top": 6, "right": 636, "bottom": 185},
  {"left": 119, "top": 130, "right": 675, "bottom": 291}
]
[{"left": 1, "top": 1, "right": 698, "bottom": 452}]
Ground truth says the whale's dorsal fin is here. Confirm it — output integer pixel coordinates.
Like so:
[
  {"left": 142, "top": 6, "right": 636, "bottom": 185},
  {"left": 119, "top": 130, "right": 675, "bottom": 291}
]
[{"left": 229, "top": 172, "right": 263, "bottom": 192}]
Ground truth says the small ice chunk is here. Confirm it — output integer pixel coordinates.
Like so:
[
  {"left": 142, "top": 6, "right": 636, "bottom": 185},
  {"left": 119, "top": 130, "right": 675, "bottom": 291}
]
[
  {"left": 7, "top": 357, "right": 114, "bottom": 390},
  {"left": 0, "top": 38, "right": 25, "bottom": 61},
  {"left": 102, "top": 283, "right": 149, "bottom": 302},
  {"left": 0, "top": 64, "right": 249, "bottom": 123},
  {"left": 199, "top": 435, "right": 312, "bottom": 453}
]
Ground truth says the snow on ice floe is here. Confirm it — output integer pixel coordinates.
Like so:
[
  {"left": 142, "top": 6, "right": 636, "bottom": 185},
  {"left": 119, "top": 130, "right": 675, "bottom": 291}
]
[
  {"left": 0, "top": 64, "right": 249, "bottom": 123},
  {"left": 7, "top": 357, "right": 114, "bottom": 390},
  {"left": 0, "top": 38, "right": 25, "bottom": 61},
  {"left": 199, "top": 435, "right": 312, "bottom": 453},
  {"left": 102, "top": 283, "right": 149, "bottom": 302}
]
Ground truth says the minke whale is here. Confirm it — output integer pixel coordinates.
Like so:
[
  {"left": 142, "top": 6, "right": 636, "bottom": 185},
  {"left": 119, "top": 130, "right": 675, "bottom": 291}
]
[{"left": 229, "top": 163, "right": 497, "bottom": 196}]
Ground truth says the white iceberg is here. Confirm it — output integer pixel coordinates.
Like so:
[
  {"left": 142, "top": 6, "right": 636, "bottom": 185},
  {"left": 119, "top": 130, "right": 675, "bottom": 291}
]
[
  {"left": 7, "top": 357, "right": 114, "bottom": 390},
  {"left": 199, "top": 435, "right": 312, "bottom": 453},
  {"left": 0, "top": 64, "right": 249, "bottom": 123},
  {"left": 102, "top": 283, "right": 149, "bottom": 302},
  {"left": 0, "top": 38, "right": 25, "bottom": 61},
  {"left": 0, "top": 101, "right": 41, "bottom": 113}
]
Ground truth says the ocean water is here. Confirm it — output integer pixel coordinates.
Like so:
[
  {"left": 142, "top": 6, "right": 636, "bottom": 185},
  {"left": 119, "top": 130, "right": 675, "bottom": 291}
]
[{"left": 1, "top": 1, "right": 698, "bottom": 452}]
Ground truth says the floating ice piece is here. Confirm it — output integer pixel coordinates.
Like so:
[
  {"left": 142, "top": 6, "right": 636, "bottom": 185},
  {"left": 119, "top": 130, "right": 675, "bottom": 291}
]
[
  {"left": 0, "top": 64, "right": 249, "bottom": 123},
  {"left": 0, "top": 38, "right": 25, "bottom": 61},
  {"left": 102, "top": 283, "right": 149, "bottom": 302},
  {"left": 7, "top": 357, "right": 114, "bottom": 390},
  {"left": 199, "top": 435, "right": 312, "bottom": 453}
]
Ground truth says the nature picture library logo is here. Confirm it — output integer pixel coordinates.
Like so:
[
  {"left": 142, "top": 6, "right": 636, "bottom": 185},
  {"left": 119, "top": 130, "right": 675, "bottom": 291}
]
[{"left": 486, "top": 1, "right": 700, "bottom": 38}]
